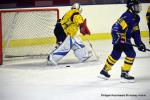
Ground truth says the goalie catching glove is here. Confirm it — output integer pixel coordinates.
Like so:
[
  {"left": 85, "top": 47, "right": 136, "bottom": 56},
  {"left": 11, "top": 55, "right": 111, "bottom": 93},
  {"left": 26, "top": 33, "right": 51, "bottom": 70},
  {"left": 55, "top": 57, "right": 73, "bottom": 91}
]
[{"left": 80, "top": 19, "right": 91, "bottom": 35}]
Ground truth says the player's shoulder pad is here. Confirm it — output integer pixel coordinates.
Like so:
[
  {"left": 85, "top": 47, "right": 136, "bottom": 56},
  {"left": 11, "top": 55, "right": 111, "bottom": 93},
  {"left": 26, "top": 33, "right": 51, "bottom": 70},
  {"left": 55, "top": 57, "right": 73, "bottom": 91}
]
[
  {"left": 122, "top": 11, "right": 134, "bottom": 19},
  {"left": 70, "top": 10, "right": 80, "bottom": 22},
  {"left": 121, "top": 11, "right": 137, "bottom": 24}
]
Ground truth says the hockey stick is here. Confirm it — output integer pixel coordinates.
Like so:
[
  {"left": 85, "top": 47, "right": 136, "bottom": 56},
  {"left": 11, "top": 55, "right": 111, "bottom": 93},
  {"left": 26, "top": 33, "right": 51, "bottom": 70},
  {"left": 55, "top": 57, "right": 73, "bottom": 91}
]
[
  {"left": 126, "top": 42, "right": 150, "bottom": 52},
  {"left": 86, "top": 39, "right": 100, "bottom": 60}
]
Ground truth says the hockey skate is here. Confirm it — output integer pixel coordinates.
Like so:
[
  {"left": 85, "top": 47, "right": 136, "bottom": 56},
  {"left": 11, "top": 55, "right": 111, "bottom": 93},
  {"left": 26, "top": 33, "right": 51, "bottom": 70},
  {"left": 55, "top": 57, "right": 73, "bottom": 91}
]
[
  {"left": 47, "top": 54, "right": 57, "bottom": 66},
  {"left": 120, "top": 71, "right": 135, "bottom": 83},
  {"left": 97, "top": 68, "right": 110, "bottom": 80}
]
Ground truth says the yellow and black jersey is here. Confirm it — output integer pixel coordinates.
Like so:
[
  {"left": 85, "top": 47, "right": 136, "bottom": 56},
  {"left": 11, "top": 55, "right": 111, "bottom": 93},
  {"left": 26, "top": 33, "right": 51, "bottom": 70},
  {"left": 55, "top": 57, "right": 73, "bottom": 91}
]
[
  {"left": 146, "top": 6, "right": 150, "bottom": 24},
  {"left": 111, "top": 10, "right": 142, "bottom": 46},
  {"left": 60, "top": 9, "right": 84, "bottom": 37}
]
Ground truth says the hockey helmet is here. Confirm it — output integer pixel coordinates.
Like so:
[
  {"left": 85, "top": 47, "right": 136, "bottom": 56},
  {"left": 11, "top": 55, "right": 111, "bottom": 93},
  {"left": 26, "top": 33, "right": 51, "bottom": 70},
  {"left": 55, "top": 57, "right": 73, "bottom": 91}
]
[
  {"left": 71, "top": 3, "right": 82, "bottom": 13},
  {"left": 127, "top": 0, "right": 141, "bottom": 13}
]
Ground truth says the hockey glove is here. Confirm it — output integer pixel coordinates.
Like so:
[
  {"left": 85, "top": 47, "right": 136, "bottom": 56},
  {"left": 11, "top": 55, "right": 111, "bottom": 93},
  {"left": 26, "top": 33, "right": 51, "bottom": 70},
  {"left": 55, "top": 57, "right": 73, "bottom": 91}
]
[
  {"left": 80, "top": 19, "right": 91, "bottom": 35},
  {"left": 138, "top": 43, "right": 146, "bottom": 52}
]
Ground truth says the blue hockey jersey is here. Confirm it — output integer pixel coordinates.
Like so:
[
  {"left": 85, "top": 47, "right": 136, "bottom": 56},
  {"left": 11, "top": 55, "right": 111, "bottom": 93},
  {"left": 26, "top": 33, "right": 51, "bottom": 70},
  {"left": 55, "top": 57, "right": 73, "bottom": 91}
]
[{"left": 111, "top": 10, "right": 143, "bottom": 46}]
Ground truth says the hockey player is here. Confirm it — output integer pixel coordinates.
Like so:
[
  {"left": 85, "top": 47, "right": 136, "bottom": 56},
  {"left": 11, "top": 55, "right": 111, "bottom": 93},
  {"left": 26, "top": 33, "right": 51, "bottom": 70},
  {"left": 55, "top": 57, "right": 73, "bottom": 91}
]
[
  {"left": 146, "top": 6, "right": 150, "bottom": 43},
  {"left": 97, "top": 0, "right": 147, "bottom": 83},
  {"left": 47, "top": 3, "right": 92, "bottom": 66}
]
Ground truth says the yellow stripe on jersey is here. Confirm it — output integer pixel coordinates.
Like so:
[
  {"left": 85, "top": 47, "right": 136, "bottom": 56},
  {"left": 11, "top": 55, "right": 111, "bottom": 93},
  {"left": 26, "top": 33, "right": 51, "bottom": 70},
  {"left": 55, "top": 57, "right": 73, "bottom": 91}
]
[
  {"left": 121, "top": 33, "right": 126, "bottom": 40},
  {"left": 133, "top": 25, "right": 139, "bottom": 31},
  {"left": 118, "top": 18, "right": 127, "bottom": 30}
]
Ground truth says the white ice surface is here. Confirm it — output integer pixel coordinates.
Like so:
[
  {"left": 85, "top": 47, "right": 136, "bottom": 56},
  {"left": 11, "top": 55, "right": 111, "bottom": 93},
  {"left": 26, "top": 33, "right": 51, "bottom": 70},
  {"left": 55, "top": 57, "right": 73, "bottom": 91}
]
[{"left": 0, "top": 38, "right": 150, "bottom": 100}]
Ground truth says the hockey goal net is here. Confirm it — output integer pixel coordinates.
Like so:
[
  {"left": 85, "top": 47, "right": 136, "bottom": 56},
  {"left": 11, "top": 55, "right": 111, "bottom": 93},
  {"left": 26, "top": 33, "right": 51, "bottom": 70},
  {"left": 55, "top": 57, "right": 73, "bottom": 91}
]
[{"left": 0, "top": 8, "right": 59, "bottom": 65}]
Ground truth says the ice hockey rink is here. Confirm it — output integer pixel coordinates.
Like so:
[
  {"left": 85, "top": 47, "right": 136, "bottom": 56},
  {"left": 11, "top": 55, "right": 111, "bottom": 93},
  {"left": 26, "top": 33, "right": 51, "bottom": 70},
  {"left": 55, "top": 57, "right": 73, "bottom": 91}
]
[{"left": 0, "top": 37, "right": 150, "bottom": 100}]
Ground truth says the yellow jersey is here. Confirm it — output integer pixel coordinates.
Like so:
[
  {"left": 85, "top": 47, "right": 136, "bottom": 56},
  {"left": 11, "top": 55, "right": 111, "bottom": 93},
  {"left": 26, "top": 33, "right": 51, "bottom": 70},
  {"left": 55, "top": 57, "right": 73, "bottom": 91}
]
[{"left": 60, "top": 9, "right": 84, "bottom": 37}]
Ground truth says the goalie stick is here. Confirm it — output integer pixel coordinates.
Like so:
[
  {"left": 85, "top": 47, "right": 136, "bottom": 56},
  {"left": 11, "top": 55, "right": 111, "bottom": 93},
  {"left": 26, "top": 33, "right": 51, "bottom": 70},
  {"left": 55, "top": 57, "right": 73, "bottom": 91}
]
[{"left": 86, "top": 39, "right": 100, "bottom": 60}]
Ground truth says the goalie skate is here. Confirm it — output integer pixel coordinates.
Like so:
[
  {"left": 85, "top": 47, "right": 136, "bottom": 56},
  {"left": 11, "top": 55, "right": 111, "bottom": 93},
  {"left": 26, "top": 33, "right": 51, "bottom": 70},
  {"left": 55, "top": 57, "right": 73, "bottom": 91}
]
[
  {"left": 81, "top": 51, "right": 93, "bottom": 62},
  {"left": 47, "top": 54, "right": 57, "bottom": 66}
]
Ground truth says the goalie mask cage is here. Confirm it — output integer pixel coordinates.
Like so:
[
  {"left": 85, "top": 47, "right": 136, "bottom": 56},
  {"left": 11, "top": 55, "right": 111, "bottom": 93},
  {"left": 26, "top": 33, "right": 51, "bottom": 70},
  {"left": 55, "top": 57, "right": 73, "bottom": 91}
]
[{"left": 0, "top": 8, "right": 59, "bottom": 65}]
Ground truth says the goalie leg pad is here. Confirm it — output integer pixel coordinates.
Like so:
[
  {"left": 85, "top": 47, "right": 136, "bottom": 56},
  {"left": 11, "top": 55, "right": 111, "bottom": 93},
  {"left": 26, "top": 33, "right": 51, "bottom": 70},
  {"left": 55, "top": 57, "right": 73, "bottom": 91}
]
[
  {"left": 74, "top": 47, "right": 92, "bottom": 62},
  {"left": 48, "top": 36, "right": 73, "bottom": 65},
  {"left": 72, "top": 37, "right": 92, "bottom": 62}
]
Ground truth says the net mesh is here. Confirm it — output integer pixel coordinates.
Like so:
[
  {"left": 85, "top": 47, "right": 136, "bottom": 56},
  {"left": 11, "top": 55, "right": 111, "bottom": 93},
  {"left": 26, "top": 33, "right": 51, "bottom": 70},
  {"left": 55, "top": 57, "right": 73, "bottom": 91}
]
[{"left": 1, "top": 8, "right": 58, "bottom": 61}]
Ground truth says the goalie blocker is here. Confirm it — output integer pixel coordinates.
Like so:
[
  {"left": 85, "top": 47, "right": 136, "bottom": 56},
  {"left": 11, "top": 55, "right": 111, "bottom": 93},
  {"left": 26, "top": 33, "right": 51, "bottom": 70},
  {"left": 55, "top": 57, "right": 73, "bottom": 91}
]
[
  {"left": 47, "top": 36, "right": 92, "bottom": 66},
  {"left": 80, "top": 19, "right": 91, "bottom": 35}
]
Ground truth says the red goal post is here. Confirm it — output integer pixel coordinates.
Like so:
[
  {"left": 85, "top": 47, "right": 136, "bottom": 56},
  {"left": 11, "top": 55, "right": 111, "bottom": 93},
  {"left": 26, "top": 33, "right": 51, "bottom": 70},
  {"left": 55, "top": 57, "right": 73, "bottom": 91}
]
[{"left": 0, "top": 8, "right": 59, "bottom": 65}]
